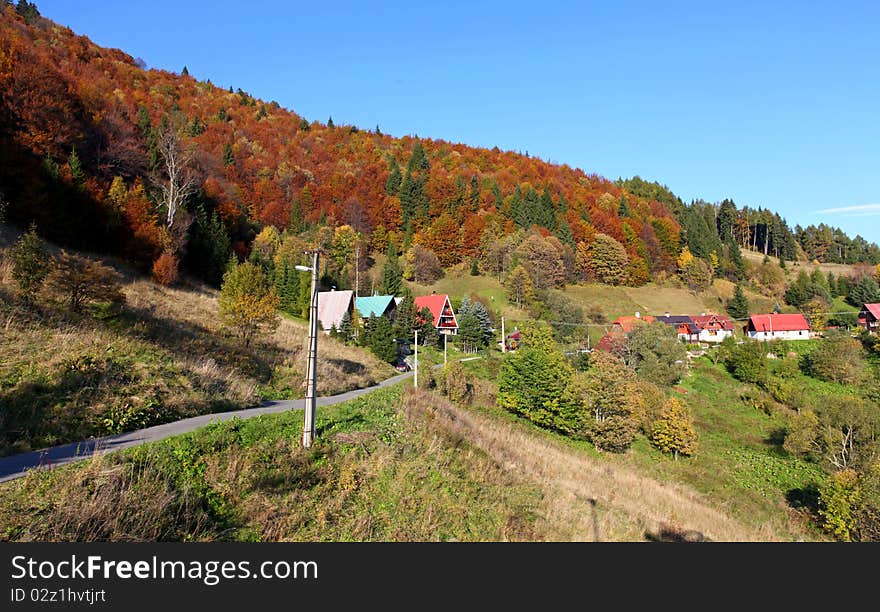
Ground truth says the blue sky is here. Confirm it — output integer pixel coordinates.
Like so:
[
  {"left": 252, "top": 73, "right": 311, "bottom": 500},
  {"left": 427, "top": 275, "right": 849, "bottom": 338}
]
[{"left": 34, "top": 0, "right": 880, "bottom": 242}]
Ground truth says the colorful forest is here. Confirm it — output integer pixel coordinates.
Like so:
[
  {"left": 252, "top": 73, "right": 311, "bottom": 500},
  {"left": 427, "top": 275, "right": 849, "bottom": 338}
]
[{"left": 2, "top": 4, "right": 877, "bottom": 296}]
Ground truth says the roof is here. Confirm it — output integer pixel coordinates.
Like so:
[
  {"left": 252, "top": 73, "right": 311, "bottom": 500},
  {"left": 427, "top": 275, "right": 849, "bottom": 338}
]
[
  {"left": 610, "top": 315, "right": 654, "bottom": 333},
  {"left": 316, "top": 290, "right": 354, "bottom": 331},
  {"left": 864, "top": 303, "right": 880, "bottom": 319},
  {"left": 414, "top": 294, "right": 455, "bottom": 327},
  {"left": 355, "top": 295, "right": 395, "bottom": 318},
  {"left": 691, "top": 314, "right": 734, "bottom": 331},
  {"left": 748, "top": 313, "right": 810, "bottom": 332},
  {"left": 655, "top": 315, "right": 698, "bottom": 334}
]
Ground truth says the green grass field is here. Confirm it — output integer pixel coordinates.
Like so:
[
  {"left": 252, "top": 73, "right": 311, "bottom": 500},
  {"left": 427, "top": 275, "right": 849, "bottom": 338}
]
[{"left": 0, "top": 385, "right": 545, "bottom": 542}]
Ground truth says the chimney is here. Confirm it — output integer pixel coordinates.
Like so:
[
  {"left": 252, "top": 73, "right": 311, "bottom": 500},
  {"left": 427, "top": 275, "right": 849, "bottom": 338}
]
[{"left": 665, "top": 311, "right": 670, "bottom": 317}]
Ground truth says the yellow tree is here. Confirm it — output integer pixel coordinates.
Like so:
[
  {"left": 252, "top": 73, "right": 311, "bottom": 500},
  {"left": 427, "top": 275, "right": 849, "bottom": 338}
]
[
  {"left": 874, "top": 263, "right": 880, "bottom": 283},
  {"left": 504, "top": 264, "right": 534, "bottom": 308},
  {"left": 219, "top": 260, "right": 280, "bottom": 347},
  {"left": 677, "top": 246, "right": 694, "bottom": 271},
  {"left": 650, "top": 397, "right": 698, "bottom": 460}
]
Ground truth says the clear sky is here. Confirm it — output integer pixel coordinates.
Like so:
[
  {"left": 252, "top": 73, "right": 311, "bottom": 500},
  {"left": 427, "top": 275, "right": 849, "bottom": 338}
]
[{"left": 33, "top": 0, "right": 880, "bottom": 243}]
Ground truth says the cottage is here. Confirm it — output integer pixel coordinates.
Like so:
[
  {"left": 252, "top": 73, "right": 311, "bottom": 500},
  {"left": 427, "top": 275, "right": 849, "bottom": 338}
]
[
  {"left": 597, "top": 313, "right": 654, "bottom": 352},
  {"left": 654, "top": 314, "right": 699, "bottom": 343},
  {"left": 746, "top": 313, "right": 810, "bottom": 340},
  {"left": 414, "top": 293, "right": 458, "bottom": 335},
  {"left": 860, "top": 303, "right": 880, "bottom": 334},
  {"left": 316, "top": 289, "right": 354, "bottom": 333},
  {"left": 355, "top": 295, "right": 397, "bottom": 323},
  {"left": 691, "top": 314, "right": 735, "bottom": 343}
]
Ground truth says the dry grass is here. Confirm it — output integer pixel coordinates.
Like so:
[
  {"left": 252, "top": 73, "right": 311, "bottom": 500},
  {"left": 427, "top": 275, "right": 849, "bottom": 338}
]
[
  {"left": 402, "top": 388, "right": 789, "bottom": 541},
  {"left": 0, "top": 236, "right": 392, "bottom": 455}
]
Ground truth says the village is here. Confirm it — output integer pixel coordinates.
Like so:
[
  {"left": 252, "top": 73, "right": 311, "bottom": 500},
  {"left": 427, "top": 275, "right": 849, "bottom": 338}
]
[{"left": 316, "top": 286, "right": 880, "bottom": 362}]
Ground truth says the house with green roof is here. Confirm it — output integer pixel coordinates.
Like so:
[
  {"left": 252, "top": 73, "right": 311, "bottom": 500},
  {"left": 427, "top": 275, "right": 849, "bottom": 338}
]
[{"left": 354, "top": 295, "right": 397, "bottom": 323}]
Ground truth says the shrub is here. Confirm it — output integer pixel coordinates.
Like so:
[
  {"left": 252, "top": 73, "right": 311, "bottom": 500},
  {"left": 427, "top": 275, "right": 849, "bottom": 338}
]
[
  {"left": 722, "top": 340, "right": 768, "bottom": 386},
  {"left": 435, "top": 362, "right": 475, "bottom": 406},
  {"left": 218, "top": 260, "right": 280, "bottom": 346},
  {"left": 151, "top": 252, "right": 180, "bottom": 286},
  {"left": 819, "top": 469, "right": 861, "bottom": 541},
  {"left": 802, "top": 333, "right": 866, "bottom": 385},
  {"left": 650, "top": 397, "right": 698, "bottom": 459},
  {"left": 8, "top": 225, "right": 50, "bottom": 301},
  {"left": 44, "top": 251, "right": 125, "bottom": 312}
]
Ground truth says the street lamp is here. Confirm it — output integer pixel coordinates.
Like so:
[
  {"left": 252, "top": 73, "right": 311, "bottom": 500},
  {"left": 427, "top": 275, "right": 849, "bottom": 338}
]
[{"left": 297, "top": 251, "right": 320, "bottom": 449}]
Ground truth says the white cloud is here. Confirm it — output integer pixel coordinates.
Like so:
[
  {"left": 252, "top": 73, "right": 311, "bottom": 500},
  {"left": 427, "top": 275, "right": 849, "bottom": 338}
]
[{"left": 813, "top": 204, "right": 880, "bottom": 217}]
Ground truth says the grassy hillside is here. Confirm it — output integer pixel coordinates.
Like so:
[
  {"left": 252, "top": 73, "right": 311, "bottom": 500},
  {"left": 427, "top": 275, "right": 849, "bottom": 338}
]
[
  {"left": 0, "top": 227, "right": 392, "bottom": 456},
  {"left": 1, "top": 380, "right": 806, "bottom": 542},
  {"left": 0, "top": 386, "right": 545, "bottom": 542},
  {"left": 455, "top": 352, "right": 826, "bottom": 540}
]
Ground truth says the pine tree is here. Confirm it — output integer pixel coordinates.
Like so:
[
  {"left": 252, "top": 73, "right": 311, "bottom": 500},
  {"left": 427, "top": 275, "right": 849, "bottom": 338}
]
[
  {"left": 68, "top": 147, "right": 84, "bottom": 188},
  {"left": 223, "top": 143, "right": 234, "bottom": 166},
  {"left": 181, "top": 66, "right": 189, "bottom": 76},
  {"left": 457, "top": 313, "right": 483, "bottom": 353},
  {"left": 418, "top": 306, "right": 438, "bottom": 347},
  {"left": 327, "top": 116, "right": 334, "bottom": 128},
  {"left": 8, "top": 224, "right": 50, "bottom": 301},
  {"left": 727, "top": 284, "right": 750, "bottom": 320},
  {"left": 380, "top": 243, "right": 403, "bottom": 295},
  {"left": 470, "top": 258, "right": 479, "bottom": 276},
  {"left": 368, "top": 315, "right": 397, "bottom": 363},
  {"left": 338, "top": 310, "right": 353, "bottom": 343},
  {"left": 385, "top": 158, "right": 402, "bottom": 195}
]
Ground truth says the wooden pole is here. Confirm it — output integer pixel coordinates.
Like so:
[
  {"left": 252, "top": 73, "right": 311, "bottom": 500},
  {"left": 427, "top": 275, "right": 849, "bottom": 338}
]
[{"left": 303, "top": 250, "right": 319, "bottom": 448}]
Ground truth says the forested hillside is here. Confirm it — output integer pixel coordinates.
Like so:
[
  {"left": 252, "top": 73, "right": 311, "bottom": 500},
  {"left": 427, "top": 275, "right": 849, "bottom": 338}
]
[{"left": 0, "top": 3, "right": 877, "bottom": 295}]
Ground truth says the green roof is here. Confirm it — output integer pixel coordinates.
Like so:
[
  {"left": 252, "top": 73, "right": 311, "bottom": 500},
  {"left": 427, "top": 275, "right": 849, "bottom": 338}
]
[{"left": 355, "top": 295, "right": 395, "bottom": 318}]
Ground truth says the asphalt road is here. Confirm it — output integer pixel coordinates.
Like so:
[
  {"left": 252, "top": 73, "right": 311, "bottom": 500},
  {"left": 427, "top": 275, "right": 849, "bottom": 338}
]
[{"left": 0, "top": 371, "right": 414, "bottom": 483}]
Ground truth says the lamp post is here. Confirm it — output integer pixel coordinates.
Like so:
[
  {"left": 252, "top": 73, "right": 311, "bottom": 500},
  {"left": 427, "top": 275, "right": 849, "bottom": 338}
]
[{"left": 296, "top": 250, "right": 320, "bottom": 449}]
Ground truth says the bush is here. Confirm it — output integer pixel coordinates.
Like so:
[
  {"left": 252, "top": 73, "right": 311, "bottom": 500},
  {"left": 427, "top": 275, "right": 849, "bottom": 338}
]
[
  {"left": 8, "top": 225, "right": 50, "bottom": 301},
  {"left": 802, "top": 333, "right": 866, "bottom": 385},
  {"left": 650, "top": 397, "right": 698, "bottom": 459},
  {"left": 625, "top": 322, "right": 687, "bottom": 386},
  {"left": 218, "top": 260, "right": 280, "bottom": 346},
  {"left": 151, "top": 253, "right": 180, "bottom": 286},
  {"left": 435, "top": 362, "right": 475, "bottom": 406},
  {"left": 722, "top": 340, "right": 768, "bottom": 386},
  {"left": 44, "top": 251, "right": 125, "bottom": 312},
  {"left": 819, "top": 469, "right": 861, "bottom": 541},
  {"left": 591, "top": 416, "right": 638, "bottom": 453}
]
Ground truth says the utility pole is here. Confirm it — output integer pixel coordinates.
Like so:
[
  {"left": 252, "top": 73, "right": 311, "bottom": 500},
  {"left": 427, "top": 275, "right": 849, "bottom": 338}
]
[
  {"left": 354, "top": 245, "right": 359, "bottom": 299},
  {"left": 414, "top": 328, "right": 418, "bottom": 388},
  {"left": 443, "top": 333, "right": 447, "bottom": 365},
  {"left": 297, "top": 250, "right": 320, "bottom": 449},
  {"left": 501, "top": 316, "right": 506, "bottom": 353}
]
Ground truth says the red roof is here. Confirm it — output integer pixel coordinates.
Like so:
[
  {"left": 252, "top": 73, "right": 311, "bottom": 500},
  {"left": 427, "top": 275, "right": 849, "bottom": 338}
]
[
  {"left": 691, "top": 314, "right": 734, "bottom": 331},
  {"left": 748, "top": 313, "right": 810, "bottom": 332},
  {"left": 414, "top": 294, "right": 456, "bottom": 328},
  {"left": 864, "top": 303, "right": 880, "bottom": 319},
  {"left": 611, "top": 315, "right": 654, "bottom": 333}
]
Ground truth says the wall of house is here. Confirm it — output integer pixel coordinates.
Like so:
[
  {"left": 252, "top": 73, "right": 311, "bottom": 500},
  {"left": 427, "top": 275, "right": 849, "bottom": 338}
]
[{"left": 748, "top": 330, "right": 809, "bottom": 340}]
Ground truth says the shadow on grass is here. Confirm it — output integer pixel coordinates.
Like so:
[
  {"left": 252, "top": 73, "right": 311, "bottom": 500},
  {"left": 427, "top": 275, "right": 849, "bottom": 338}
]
[{"left": 644, "top": 523, "right": 711, "bottom": 542}]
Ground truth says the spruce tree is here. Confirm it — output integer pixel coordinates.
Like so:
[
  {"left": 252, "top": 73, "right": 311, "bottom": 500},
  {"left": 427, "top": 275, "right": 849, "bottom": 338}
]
[
  {"left": 368, "top": 315, "right": 397, "bottom": 363},
  {"left": 68, "top": 147, "right": 84, "bottom": 188},
  {"left": 727, "top": 284, "right": 750, "bottom": 321},
  {"left": 380, "top": 243, "right": 403, "bottom": 295},
  {"left": 8, "top": 224, "right": 50, "bottom": 302},
  {"left": 385, "top": 158, "right": 402, "bottom": 195},
  {"left": 327, "top": 116, "right": 334, "bottom": 128},
  {"left": 338, "top": 310, "right": 353, "bottom": 343},
  {"left": 223, "top": 143, "right": 234, "bottom": 166}
]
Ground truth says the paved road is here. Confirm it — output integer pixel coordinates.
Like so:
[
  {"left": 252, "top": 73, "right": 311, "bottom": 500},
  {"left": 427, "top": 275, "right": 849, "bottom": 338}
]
[{"left": 0, "top": 371, "right": 414, "bottom": 483}]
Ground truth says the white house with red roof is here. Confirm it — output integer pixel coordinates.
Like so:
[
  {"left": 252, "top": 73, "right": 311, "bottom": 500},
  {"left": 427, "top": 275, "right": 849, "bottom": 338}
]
[
  {"left": 691, "top": 314, "right": 735, "bottom": 343},
  {"left": 414, "top": 293, "right": 458, "bottom": 335},
  {"left": 860, "top": 303, "right": 880, "bottom": 334},
  {"left": 746, "top": 313, "right": 810, "bottom": 341}
]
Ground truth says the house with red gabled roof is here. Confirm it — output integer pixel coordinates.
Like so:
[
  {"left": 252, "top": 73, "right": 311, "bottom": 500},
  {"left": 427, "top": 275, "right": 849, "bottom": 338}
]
[
  {"left": 597, "top": 313, "right": 654, "bottom": 352},
  {"left": 746, "top": 313, "right": 810, "bottom": 341},
  {"left": 414, "top": 293, "right": 458, "bottom": 335},
  {"left": 691, "top": 314, "right": 735, "bottom": 343},
  {"left": 860, "top": 303, "right": 880, "bottom": 334}
]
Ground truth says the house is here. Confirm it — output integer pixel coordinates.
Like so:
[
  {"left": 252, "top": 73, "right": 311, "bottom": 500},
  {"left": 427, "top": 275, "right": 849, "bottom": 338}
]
[
  {"left": 691, "top": 314, "right": 735, "bottom": 343},
  {"left": 597, "top": 313, "right": 654, "bottom": 352},
  {"left": 355, "top": 295, "right": 397, "bottom": 323},
  {"left": 414, "top": 293, "right": 458, "bottom": 335},
  {"left": 504, "top": 329, "right": 521, "bottom": 351},
  {"left": 746, "top": 313, "right": 810, "bottom": 340},
  {"left": 316, "top": 289, "right": 354, "bottom": 333},
  {"left": 860, "top": 303, "right": 880, "bottom": 334},
  {"left": 654, "top": 314, "right": 699, "bottom": 343}
]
